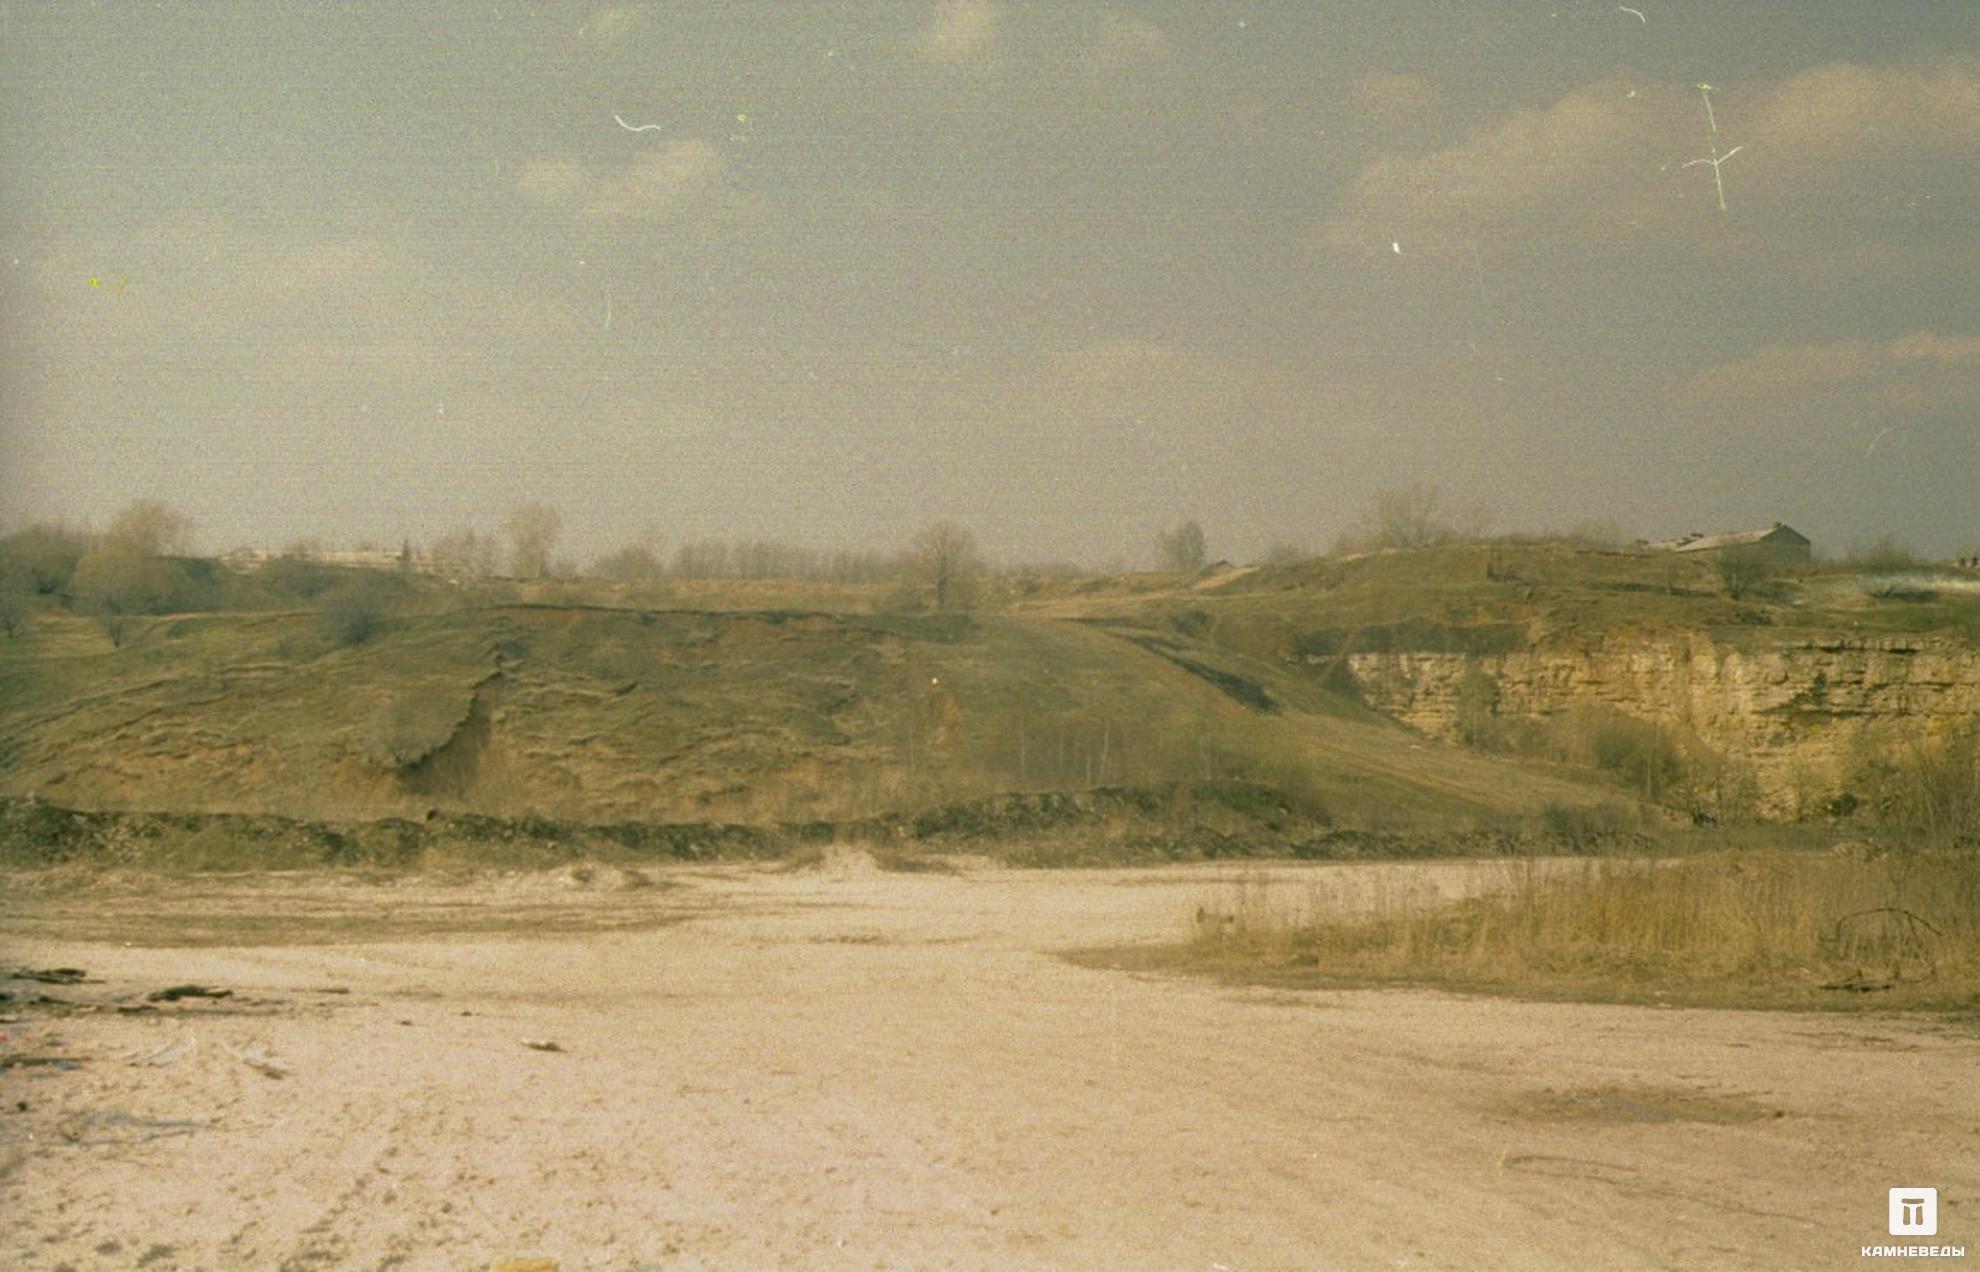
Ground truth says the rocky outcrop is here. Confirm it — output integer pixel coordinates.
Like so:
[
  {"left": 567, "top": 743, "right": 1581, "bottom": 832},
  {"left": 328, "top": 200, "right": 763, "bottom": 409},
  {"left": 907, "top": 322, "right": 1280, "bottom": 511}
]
[{"left": 1336, "top": 632, "right": 1980, "bottom": 814}]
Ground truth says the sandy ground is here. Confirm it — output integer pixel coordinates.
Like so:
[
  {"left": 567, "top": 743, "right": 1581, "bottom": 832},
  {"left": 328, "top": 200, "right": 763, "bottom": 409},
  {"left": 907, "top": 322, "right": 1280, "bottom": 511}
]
[{"left": 3, "top": 856, "right": 1976, "bottom": 1271}]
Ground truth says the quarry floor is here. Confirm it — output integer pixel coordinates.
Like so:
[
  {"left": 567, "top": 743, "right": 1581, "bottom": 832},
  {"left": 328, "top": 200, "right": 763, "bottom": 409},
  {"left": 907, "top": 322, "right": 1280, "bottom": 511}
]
[{"left": 2, "top": 857, "right": 1976, "bottom": 1271}]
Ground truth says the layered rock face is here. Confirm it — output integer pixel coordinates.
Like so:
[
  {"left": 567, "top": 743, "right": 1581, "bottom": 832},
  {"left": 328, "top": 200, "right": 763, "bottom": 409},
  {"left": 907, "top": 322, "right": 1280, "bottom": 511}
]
[{"left": 1340, "top": 633, "right": 1980, "bottom": 814}]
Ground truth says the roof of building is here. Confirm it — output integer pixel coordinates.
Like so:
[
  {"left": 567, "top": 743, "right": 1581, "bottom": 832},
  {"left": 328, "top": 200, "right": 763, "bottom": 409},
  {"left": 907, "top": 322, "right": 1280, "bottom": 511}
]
[{"left": 1648, "top": 522, "right": 1811, "bottom": 553}]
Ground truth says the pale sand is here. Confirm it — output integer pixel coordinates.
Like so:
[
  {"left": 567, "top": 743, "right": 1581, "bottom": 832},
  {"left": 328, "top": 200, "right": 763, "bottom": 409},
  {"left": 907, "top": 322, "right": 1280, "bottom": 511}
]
[{"left": 2, "top": 858, "right": 1974, "bottom": 1270}]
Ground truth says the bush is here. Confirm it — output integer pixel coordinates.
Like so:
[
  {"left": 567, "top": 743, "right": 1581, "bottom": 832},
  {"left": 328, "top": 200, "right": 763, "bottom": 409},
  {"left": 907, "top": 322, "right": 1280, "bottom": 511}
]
[
  {"left": 0, "top": 523, "right": 90, "bottom": 595},
  {"left": 1545, "top": 707, "right": 1687, "bottom": 801},
  {"left": 1856, "top": 727, "right": 1980, "bottom": 850},
  {"left": 318, "top": 594, "right": 382, "bottom": 647},
  {"left": 0, "top": 581, "right": 30, "bottom": 638},
  {"left": 315, "top": 574, "right": 409, "bottom": 647},
  {"left": 69, "top": 544, "right": 199, "bottom": 619},
  {"left": 256, "top": 553, "right": 335, "bottom": 600},
  {"left": 1842, "top": 535, "right": 1920, "bottom": 573},
  {"left": 1713, "top": 547, "right": 1775, "bottom": 600},
  {"left": 1538, "top": 801, "right": 1637, "bottom": 840}
]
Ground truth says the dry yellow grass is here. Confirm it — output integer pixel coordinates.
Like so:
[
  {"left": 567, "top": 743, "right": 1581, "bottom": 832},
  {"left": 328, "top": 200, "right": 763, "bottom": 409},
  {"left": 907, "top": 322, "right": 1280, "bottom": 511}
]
[{"left": 1181, "top": 847, "right": 1980, "bottom": 1011}]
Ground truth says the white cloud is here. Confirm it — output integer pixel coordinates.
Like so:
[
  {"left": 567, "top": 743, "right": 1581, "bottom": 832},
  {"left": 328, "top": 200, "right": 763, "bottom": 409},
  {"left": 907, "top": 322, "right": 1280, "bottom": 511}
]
[
  {"left": 915, "top": 0, "right": 999, "bottom": 65},
  {"left": 584, "top": 5, "right": 651, "bottom": 46},
  {"left": 1345, "top": 71, "right": 1443, "bottom": 137},
  {"left": 1319, "top": 61, "right": 1980, "bottom": 254},
  {"left": 1091, "top": 13, "right": 1172, "bottom": 70},
  {"left": 518, "top": 160, "right": 592, "bottom": 207},
  {"left": 515, "top": 143, "right": 727, "bottom": 225},
  {"left": 585, "top": 140, "right": 726, "bottom": 223},
  {"left": 1685, "top": 330, "right": 1980, "bottom": 410}
]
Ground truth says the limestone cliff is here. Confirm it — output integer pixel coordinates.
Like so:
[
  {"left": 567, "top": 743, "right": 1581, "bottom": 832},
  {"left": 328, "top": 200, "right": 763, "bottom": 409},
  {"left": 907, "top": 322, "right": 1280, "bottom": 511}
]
[{"left": 1337, "top": 632, "right": 1980, "bottom": 814}]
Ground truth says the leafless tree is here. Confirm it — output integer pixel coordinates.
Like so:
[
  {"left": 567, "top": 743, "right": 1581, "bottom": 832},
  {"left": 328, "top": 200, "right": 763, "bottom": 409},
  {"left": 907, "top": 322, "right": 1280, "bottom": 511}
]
[
  {"left": 1337, "top": 484, "right": 1437, "bottom": 552},
  {"left": 504, "top": 503, "right": 563, "bottom": 579},
  {"left": 431, "top": 527, "right": 500, "bottom": 579},
  {"left": 1157, "top": 519, "right": 1208, "bottom": 572},
  {"left": 910, "top": 520, "right": 982, "bottom": 612},
  {"left": 0, "top": 579, "right": 30, "bottom": 638},
  {"left": 0, "top": 522, "right": 91, "bottom": 594},
  {"left": 592, "top": 535, "right": 666, "bottom": 583},
  {"left": 1715, "top": 546, "right": 1773, "bottom": 600},
  {"left": 106, "top": 500, "right": 195, "bottom": 556}
]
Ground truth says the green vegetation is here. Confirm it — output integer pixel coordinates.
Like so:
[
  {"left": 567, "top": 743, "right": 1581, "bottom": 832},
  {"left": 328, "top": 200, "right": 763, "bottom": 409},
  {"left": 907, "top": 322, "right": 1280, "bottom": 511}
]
[{"left": 6, "top": 501, "right": 1979, "bottom": 872}]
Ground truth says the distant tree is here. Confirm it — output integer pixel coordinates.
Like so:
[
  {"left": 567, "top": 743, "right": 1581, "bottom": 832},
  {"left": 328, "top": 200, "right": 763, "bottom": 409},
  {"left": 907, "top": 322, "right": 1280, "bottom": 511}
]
[
  {"left": 1258, "top": 543, "right": 1309, "bottom": 565},
  {"left": 1157, "top": 520, "right": 1208, "bottom": 573},
  {"left": 1564, "top": 517, "right": 1629, "bottom": 549},
  {"left": 910, "top": 520, "right": 982, "bottom": 613},
  {"left": 430, "top": 527, "right": 500, "bottom": 579},
  {"left": 1843, "top": 535, "right": 1919, "bottom": 573},
  {"left": 1338, "top": 483, "right": 1448, "bottom": 553},
  {"left": 316, "top": 574, "right": 400, "bottom": 648},
  {"left": 69, "top": 542, "right": 192, "bottom": 634},
  {"left": 0, "top": 522, "right": 91, "bottom": 594},
  {"left": 504, "top": 502, "right": 563, "bottom": 580},
  {"left": 105, "top": 500, "right": 194, "bottom": 556},
  {"left": 317, "top": 592, "right": 382, "bottom": 647},
  {"left": 1714, "top": 546, "right": 1773, "bottom": 600},
  {"left": 1455, "top": 667, "right": 1502, "bottom": 749},
  {"left": 593, "top": 536, "right": 666, "bottom": 583},
  {"left": 0, "top": 577, "right": 31, "bottom": 638},
  {"left": 256, "top": 551, "right": 334, "bottom": 600}
]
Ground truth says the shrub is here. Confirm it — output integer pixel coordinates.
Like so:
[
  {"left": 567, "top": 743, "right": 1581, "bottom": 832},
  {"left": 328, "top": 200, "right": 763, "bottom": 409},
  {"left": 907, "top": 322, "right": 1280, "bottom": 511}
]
[
  {"left": 70, "top": 544, "right": 188, "bottom": 615},
  {"left": 0, "top": 581, "right": 30, "bottom": 638},
  {"left": 1714, "top": 547, "right": 1774, "bottom": 600},
  {"left": 318, "top": 593, "right": 382, "bottom": 647},
  {"left": 315, "top": 574, "right": 409, "bottom": 648},
  {"left": 256, "top": 553, "right": 335, "bottom": 600},
  {"left": 0, "top": 523, "right": 90, "bottom": 595}
]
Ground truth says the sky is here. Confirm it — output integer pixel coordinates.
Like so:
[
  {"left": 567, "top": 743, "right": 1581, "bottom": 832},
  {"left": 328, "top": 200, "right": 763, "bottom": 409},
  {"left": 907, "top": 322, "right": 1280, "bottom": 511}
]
[{"left": 1, "top": 1, "right": 1976, "bottom": 566}]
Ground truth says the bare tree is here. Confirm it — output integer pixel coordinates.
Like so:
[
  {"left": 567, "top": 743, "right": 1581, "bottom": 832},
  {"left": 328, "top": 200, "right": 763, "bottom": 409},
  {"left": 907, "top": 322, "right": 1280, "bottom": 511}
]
[
  {"left": 0, "top": 578, "right": 30, "bottom": 638},
  {"left": 1157, "top": 519, "right": 1208, "bottom": 572},
  {"left": 69, "top": 501, "right": 199, "bottom": 640},
  {"left": 0, "top": 522, "right": 91, "bottom": 594},
  {"left": 592, "top": 533, "right": 666, "bottom": 583},
  {"left": 1714, "top": 546, "right": 1773, "bottom": 600},
  {"left": 910, "top": 521, "right": 982, "bottom": 613},
  {"left": 106, "top": 500, "right": 195, "bottom": 556},
  {"left": 503, "top": 503, "right": 563, "bottom": 579},
  {"left": 1370, "top": 483, "right": 1445, "bottom": 548},
  {"left": 430, "top": 527, "right": 499, "bottom": 579}
]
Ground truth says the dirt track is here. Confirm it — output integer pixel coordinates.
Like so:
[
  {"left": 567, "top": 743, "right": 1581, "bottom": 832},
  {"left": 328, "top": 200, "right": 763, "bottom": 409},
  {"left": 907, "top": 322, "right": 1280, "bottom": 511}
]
[{"left": 3, "top": 858, "right": 1976, "bottom": 1270}]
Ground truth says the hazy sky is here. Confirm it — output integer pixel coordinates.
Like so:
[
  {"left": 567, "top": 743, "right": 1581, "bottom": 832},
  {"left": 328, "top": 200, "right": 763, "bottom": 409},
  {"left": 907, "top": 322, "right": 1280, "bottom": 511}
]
[{"left": 2, "top": 2, "right": 1975, "bottom": 565}]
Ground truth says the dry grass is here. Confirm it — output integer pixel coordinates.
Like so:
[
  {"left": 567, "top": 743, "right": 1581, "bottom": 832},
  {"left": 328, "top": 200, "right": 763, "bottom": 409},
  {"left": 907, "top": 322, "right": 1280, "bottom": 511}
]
[{"left": 1177, "top": 848, "right": 1980, "bottom": 1012}]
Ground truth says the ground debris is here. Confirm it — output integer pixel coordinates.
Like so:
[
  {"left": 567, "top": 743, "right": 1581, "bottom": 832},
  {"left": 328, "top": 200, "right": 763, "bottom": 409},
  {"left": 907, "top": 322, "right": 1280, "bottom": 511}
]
[
  {"left": 56, "top": 1109, "right": 214, "bottom": 1145},
  {"left": 121, "top": 1032, "right": 198, "bottom": 1067},
  {"left": 147, "top": 984, "right": 233, "bottom": 1003},
  {"left": 520, "top": 1039, "right": 565, "bottom": 1053},
  {"left": 1819, "top": 976, "right": 1897, "bottom": 992},
  {"left": 222, "top": 1042, "right": 291, "bottom": 1079},
  {"left": 0, "top": 1054, "right": 85, "bottom": 1072},
  {"left": 5, "top": 968, "right": 90, "bottom": 985}
]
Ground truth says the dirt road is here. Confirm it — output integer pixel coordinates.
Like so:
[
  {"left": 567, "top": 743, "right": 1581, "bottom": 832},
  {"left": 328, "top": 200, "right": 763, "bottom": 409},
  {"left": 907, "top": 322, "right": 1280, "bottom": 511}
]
[{"left": 3, "top": 858, "right": 1975, "bottom": 1269}]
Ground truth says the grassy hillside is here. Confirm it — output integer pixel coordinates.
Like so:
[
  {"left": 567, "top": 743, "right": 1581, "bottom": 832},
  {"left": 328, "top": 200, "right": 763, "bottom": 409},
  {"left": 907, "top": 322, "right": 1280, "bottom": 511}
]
[
  {"left": 9, "top": 541, "right": 1969, "bottom": 840},
  {"left": 0, "top": 571, "right": 1614, "bottom": 830}
]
